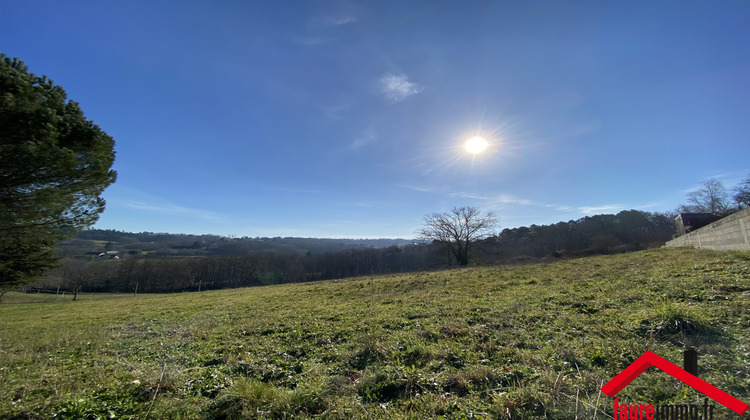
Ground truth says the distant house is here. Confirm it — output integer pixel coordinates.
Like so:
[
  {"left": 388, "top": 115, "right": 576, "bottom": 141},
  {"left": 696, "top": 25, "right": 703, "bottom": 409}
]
[
  {"left": 97, "top": 250, "right": 120, "bottom": 259},
  {"left": 674, "top": 213, "right": 720, "bottom": 236}
]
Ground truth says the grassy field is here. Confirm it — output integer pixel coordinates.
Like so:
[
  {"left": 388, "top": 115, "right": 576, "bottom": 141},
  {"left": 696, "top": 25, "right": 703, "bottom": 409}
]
[{"left": 1, "top": 248, "right": 749, "bottom": 419}]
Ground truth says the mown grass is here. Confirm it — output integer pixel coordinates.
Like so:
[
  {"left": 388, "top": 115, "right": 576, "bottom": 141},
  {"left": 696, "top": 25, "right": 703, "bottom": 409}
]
[{"left": 1, "top": 248, "right": 749, "bottom": 419}]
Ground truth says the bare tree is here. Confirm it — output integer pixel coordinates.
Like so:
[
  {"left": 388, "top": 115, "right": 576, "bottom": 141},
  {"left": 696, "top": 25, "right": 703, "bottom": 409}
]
[
  {"left": 733, "top": 175, "right": 750, "bottom": 209},
  {"left": 417, "top": 206, "right": 497, "bottom": 266},
  {"left": 681, "top": 179, "right": 731, "bottom": 215},
  {"left": 62, "top": 260, "right": 94, "bottom": 301}
]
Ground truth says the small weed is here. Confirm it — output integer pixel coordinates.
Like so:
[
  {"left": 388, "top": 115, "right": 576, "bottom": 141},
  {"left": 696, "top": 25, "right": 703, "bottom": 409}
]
[
  {"left": 489, "top": 388, "right": 548, "bottom": 419},
  {"left": 357, "top": 367, "right": 408, "bottom": 402},
  {"left": 348, "top": 335, "right": 388, "bottom": 369},
  {"left": 395, "top": 340, "right": 432, "bottom": 367},
  {"left": 52, "top": 384, "right": 150, "bottom": 419},
  {"left": 182, "top": 369, "right": 230, "bottom": 398},
  {"left": 211, "top": 378, "right": 279, "bottom": 419},
  {"left": 586, "top": 349, "right": 608, "bottom": 367},
  {"left": 639, "top": 301, "right": 717, "bottom": 339},
  {"left": 443, "top": 366, "right": 502, "bottom": 396}
]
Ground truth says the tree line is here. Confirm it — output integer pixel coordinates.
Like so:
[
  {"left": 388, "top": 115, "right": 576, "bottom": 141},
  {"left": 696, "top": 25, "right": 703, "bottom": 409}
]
[
  {"left": 487, "top": 210, "right": 676, "bottom": 261},
  {"left": 63, "top": 229, "right": 412, "bottom": 259},
  {"left": 30, "top": 244, "right": 434, "bottom": 295},
  {"left": 23, "top": 209, "right": 678, "bottom": 296}
]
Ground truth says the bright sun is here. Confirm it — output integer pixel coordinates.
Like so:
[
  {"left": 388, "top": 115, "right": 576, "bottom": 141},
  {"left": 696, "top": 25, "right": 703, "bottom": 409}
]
[{"left": 464, "top": 136, "right": 489, "bottom": 154}]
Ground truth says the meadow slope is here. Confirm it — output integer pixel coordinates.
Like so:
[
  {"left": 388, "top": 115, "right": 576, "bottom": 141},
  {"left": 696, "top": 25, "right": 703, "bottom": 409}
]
[{"left": 1, "top": 248, "right": 749, "bottom": 419}]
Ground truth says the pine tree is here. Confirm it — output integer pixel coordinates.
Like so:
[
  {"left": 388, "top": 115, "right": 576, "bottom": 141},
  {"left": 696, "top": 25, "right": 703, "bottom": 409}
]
[{"left": 0, "top": 54, "right": 117, "bottom": 294}]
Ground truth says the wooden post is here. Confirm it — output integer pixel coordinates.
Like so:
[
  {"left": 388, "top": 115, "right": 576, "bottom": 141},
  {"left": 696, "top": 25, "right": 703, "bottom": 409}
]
[{"left": 684, "top": 349, "right": 698, "bottom": 377}]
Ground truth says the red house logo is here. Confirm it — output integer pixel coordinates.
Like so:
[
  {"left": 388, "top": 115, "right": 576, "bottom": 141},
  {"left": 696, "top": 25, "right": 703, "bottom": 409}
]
[{"left": 601, "top": 351, "right": 749, "bottom": 415}]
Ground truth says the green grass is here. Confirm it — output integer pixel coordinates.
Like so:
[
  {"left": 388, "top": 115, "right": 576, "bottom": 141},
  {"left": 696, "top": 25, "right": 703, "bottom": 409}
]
[{"left": 1, "top": 248, "right": 749, "bottom": 419}]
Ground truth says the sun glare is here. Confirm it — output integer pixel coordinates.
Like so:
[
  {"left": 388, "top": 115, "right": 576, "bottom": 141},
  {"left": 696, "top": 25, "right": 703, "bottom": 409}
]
[{"left": 464, "top": 136, "right": 489, "bottom": 154}]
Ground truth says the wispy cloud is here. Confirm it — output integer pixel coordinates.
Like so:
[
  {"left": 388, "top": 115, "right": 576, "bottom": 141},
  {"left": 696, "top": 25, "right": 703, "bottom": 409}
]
[
  {"left": 403, "top": 187, "right": 533, "bottom": 205},
  {"left": 577, "top": 204, "right": 626, "bottom": 214},
  {"left": 450, "top": 191, "right": 488, "bottom": 200},
  {"left": 552, "top": 205, "right": 574, "bottom": 212},
  {"left": 545, "top": 202, "right": 627, "bottom": 214},
  {"left": 292, "top": 36, "right": 336, "bottom": 46},
  {"left": 457, "top": 192, "right": 627, "bottom": 216},
  {"left": 296, "top": 14, "right": 358, "bottom": 45},
  {"left": 495, "top": 194, "right": 533, "bottom": 206},
  {"left": 324, "top": 15, "right": 358, "bottom": 26},
  {"left": 399, "top": 185, "right": 449, "bottom": 194},
  {"left": 307, "top": 14, "right": 358, "bottom": 31},
  {"left": 124, "top": 200, "right": 225, "bottom": 222},
  {"left": 400, "top": 183, "right": 630, "bottom": 218},
  {"left": 322, "top": 103, "right": 349, "bottom": 120},
  {"left": 379, "top": 74, "right": 424, "bottom": 102},
  {"left": 274, "top": 186, "right": 324, "bottom": 194},
  {"left": 350, "top": 124, "right": 376, "bottom": 149}
]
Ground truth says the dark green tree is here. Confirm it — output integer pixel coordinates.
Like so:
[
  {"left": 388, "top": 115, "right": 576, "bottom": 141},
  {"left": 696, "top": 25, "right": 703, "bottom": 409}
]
[
  {"left": 0, "top": 54, "right": 116, "bottom": 297},
  {"left": 417, "top": 206, "right": 497, "bottom": 266}
]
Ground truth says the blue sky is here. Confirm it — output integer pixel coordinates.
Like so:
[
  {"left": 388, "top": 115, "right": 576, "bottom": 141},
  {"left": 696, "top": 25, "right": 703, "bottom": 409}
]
[{"left": 3, "top": 1, "right": 749, "bottom": 238}]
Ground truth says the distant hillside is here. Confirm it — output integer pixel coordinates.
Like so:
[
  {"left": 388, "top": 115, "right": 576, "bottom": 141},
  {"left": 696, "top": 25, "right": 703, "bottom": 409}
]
[
  {"left": 35, "top": 211, "right": 680, "bottom": 296},
  {"left": 68, "top": 210, "right": 675, "bottom": 262},
  {"left": 485, "top": 209, "right": 676, "bottom": 260},
  {"left": 62, "top": 229, "right": 416, "bottom": 259}
]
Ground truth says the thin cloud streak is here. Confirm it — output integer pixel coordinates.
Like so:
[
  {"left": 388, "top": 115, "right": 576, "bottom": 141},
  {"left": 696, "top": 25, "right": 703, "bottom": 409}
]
[
  {"left": 273, "top": 187, "right": 325, "bottom": 194},
  {"left": 379, "top": 74, "right": 423, "bottom": 102},
  {"left": 290, "top": 35, "right": 336, "bottom": 46},
  {"left": 322, "top": 103, "right": 349, "bottom": 120},
  {"left": 450, "top": 191, "right": 488, "bottom": 200},
  {"left": 495, "top": 194, "right": 533, "bottom": 206},
  {"left": 455, "top": 191, "right": 632, "bottom": 218},
  {"left": 325, "top": 15, "right": 358, "bottom": 25},
  {"left": 124, "top": 200, "right": 225, "bottom": 222},
  {"left": 577, "top": 204, "right": 626, "bottom": 214},
  {"left": 399, "top": 185, "right": 449, "bottom": 194},
  {"left": 350, "top": 124, "right": 376, "bottom": 149}
]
